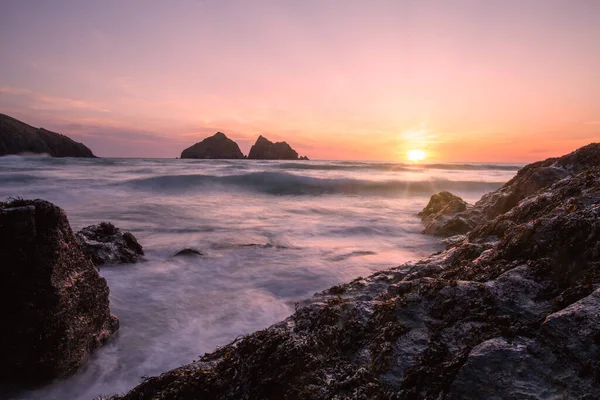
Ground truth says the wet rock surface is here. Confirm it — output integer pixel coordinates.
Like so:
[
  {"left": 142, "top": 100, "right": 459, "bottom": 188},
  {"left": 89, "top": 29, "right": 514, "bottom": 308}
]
[
  {"left": 418, "top": 191, "right": 471, "bottom": 236},
  {"left": 0, "top": 199, "right": 118, "bottom": 390},
  {"left": 111, "top": 144, "right": 600, "bottom": 399},
  {"left": 421, "top": 142, "right": 600, "bottom": 236},
  {"left": 76, "top": 222, "right": 144, "bottom": 266},
  {"left": 0, "top": 113, "right": 96, "bottom": 158},
  {"left": 247, "top": 135, "right": 302, "bottom": 160},
  {"left": 180, "top": 132, "right": 245, "bottom": 159}
]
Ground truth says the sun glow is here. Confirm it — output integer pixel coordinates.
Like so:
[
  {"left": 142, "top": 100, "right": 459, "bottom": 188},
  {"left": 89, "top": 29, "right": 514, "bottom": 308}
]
[{"left": 407, "top": 149, "right": 426, "bottom": 162}]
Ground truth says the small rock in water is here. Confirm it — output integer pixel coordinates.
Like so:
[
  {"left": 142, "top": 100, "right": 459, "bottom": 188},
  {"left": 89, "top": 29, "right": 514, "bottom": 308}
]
[
  {"left": 173, "top": 248, "right": 203, "bottom": 257},
  {"left": 76, "top": 222, "right": 144, "bottom": 266}
]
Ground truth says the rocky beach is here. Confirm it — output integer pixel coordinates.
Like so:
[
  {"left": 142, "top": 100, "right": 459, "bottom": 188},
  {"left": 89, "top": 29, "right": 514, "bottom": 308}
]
[
  {"left": 102, "top": 143, "right": 600, "bottom": 399},
  {"left": 0, "top": 143, "right": 598, "bottom": 399}
]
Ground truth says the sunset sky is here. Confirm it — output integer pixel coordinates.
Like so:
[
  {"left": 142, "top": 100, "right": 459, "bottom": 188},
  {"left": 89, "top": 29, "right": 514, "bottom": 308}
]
[{"left": 1, "top": 0, "right": 598, "bottom": 161}]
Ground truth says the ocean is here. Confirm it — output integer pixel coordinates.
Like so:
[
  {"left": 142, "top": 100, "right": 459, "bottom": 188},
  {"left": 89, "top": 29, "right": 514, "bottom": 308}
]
[{"left": 0, "top": 156, "right": 519, "bottom": 400}]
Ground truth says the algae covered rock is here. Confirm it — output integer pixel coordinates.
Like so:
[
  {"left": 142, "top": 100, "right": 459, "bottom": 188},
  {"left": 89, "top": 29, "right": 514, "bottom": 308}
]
[
  {"left": 0, "top": 199, "right": 119, "bottom": 388},
  {"left": 421, "top": 142, "right": 600, "bottom": 236}
]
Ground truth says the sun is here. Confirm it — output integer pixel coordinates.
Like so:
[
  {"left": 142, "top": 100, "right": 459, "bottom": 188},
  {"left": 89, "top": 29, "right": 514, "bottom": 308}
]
[{"left": 407, "top": 149, "right": 426, "bottom": 162}]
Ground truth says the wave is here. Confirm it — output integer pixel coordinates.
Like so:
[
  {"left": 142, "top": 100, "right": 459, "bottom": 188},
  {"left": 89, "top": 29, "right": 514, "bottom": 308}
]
[
  {"left": 275, "top": 162, "right": 522, "bottom": 172},
  {"left": 0, "top": 173, "right": 44, "bottom": 184},
  {"left": 123, "top": 171, "right": 504, "bottom": 196}
]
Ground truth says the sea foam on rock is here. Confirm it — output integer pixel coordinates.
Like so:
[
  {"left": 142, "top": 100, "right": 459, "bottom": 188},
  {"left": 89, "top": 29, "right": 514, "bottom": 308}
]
[
  {"left": 107, "top": 143, "right": 600, "bottom": 399},
  {"left": 76, "top": 222, "right": 144, "bottom": 266},
  {"left": 0, "top": 199, "right": 119, "bottom": 389}
]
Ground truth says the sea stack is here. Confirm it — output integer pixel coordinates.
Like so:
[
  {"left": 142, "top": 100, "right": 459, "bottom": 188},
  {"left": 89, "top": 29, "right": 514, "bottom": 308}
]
[
  {"left": 247, "top": 135, "right": 303, "bottom": 160},
  {"left": 180, "top": 132, "right": 244, "bottom": 159},
  {"left": 0, "top": 113, "right": 96, "bottom": 157},
  {"left": 0, "top": 199, "right": 119, "bottom": 387}
]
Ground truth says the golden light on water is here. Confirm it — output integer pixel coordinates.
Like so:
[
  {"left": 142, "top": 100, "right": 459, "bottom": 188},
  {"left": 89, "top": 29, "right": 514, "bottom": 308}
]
[{"left": 407, "top": 149, "right": 426, "bottom": 162}]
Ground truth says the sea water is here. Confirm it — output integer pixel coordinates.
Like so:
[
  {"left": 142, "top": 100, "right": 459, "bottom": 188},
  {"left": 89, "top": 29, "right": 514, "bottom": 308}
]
[{"left": 0, "top": 156, "right": 519, "bottom": 399}]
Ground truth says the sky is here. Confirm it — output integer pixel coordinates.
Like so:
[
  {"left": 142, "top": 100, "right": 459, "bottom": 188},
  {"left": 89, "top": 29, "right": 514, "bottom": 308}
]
[{"left": 0, "top": 0, "right": 599, "bottom": 161}]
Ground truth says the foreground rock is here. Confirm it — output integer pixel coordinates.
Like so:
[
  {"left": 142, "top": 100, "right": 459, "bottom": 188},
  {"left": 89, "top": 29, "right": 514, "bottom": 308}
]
[
  {"left": 422, "top": 142, "right": 600, "bottom": 236},
  {"left": 248, "top": 135, "right": 306, "bottom": 160},
  {"left": 418, "top": 191, "right": 470, "bottom": 236},
  {"left": 180, "top": 132, "right": 245, "bottom": 159},
  {"left": 110, "top": 145, "right": 600, "bottom": 399},
  {"left": 0, "top": 199, "right": 118, "bottom": 388},
  {"left": 0, "top": 113, "right": 96, "bottom": 157},
  {"left": 76, "top": 222, "right": 144, "bottom": 266}
]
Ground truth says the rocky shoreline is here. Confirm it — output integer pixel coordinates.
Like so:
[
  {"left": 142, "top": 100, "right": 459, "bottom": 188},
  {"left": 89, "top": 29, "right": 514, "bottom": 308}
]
[
  {"left": 1, "top": 143, "right": 598, "bottom": 399},
  {"left": 110, "top": 143, "right": 600, "bottom": 399}
]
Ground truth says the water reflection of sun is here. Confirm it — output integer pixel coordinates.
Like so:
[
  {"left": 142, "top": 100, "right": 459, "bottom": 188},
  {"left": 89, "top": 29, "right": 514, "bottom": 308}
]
[{"left": 407, "top": 149, "right": 426, "bottom": 162}]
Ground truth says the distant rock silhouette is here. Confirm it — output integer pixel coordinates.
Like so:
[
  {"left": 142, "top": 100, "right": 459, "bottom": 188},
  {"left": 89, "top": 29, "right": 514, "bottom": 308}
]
[
  {"left": 0, "top": 113, "right": 96, "bottom": 157},
  {"left": 248, "top": 135, "right": 300, "bottom": 160},
  {"left": 180, "top": 132, "right": 244, "bottom": 159},
  {"left": 299, "top": 156, "right": 310, "bottom": 160}
]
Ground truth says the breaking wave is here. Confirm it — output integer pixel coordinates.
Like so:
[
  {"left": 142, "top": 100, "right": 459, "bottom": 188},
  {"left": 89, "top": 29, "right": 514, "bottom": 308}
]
[{"left": 124, "top": 171, "right": 503, "bottom": 195}]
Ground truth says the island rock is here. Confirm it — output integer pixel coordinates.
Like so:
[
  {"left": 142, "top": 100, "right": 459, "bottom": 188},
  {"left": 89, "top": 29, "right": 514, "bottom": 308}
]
[
  {"left": 76, "top": 222, "right": 144, "bottom": 266},
  {"left": 247, "top": 135, "right": 300, "bottom": 160},
  {"left": 0, "top": 113, "right": 96, "bottom": 158},
  {"left": 180, "top": 132, "right": 244, "bottom": 159},
  {"left": 0, "top": 199, "right": 118, "bottom": 388}
]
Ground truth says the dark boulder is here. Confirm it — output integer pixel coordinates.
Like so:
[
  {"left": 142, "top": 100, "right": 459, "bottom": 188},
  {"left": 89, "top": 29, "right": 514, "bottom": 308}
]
[
  {"left": 180, "top": 132, "right": 244, "bottom": 159},
  {"left": 0, "top": 113, "right": 96, "bottom": 157},
  {"left": 76, "top": 222, "right": 144, "bottom": 266},
  {"left": 419, "top": 191, "right": 468, "bottom": 220},
  {"left": 299, "top": 156, "right": 310, "bottom": 161},
  {"left": 418, "top": 191, "right": 472, "bottom": 236},
  {"left": 422, "top": 142, "right": 600, "bottom": 236},
  {"left": 112, "top": 146, "right": 600, "bottom": 400},
  {"left": 247, "top": 135, "right": 299, "bottom": 160},
  {"left": 173, "top": 248, "right": 203, "bottom": 257},
  {"left": 0, "top": 199, "right": 118, "bottom": 388}
]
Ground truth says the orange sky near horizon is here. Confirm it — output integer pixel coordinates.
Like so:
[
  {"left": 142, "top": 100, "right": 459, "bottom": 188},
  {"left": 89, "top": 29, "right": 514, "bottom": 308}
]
[{"left": 0, "top": 1, "right": 598, "bottom": 161}]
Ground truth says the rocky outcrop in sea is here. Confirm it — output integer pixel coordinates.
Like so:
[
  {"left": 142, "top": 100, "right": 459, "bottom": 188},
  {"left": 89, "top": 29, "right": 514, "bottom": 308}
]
[
  {"left": 0, "top": 113, "right": 96, "bottom": 158},
  {"left": 248, "top": 135, "right": 303, "bottom": 160},
  {"left": 180, "top": 132, "right": 245, "bottom": 159},
  {"left": 0, "top": 199, "right": 118, "bottom": 390},
  {"left": 76, "top": 222, "right": 144, "bottom": 266},
  {"left": 108, "top": 143, "right": 600, "bottom": 399}
]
